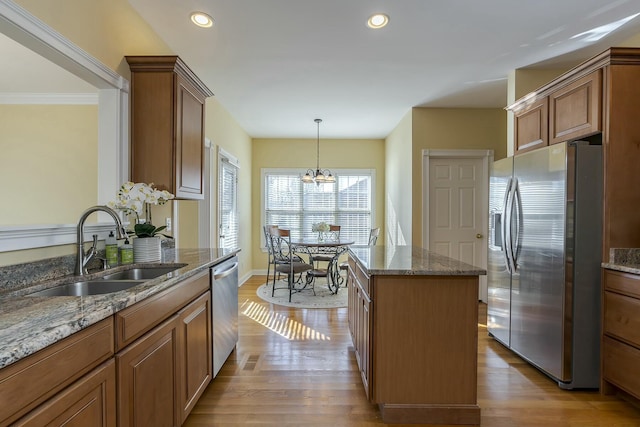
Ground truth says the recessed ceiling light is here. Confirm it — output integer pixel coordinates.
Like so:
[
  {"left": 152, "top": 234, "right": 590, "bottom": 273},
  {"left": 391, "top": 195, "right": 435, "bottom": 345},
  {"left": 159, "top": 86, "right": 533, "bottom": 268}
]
[
  {"left": 190, "top": 12, "right": 213, "bottom": 28},
  {"left": 367, "top": 13, "right": 389, "bottom": 29}
]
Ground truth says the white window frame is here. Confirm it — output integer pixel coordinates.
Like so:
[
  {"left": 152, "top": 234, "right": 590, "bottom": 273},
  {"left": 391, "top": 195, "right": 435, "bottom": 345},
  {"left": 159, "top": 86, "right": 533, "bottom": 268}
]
[{"left": 260, "top": 168, "right": 376, "bottom": 250}]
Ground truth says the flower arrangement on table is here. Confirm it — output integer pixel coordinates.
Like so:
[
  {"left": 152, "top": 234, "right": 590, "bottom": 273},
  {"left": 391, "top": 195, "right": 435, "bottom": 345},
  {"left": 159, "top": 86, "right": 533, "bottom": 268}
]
[
  {"left": 312, "top": 222, "right": 330, "bottom": 241},
  {"left": 108, "top": 182, "right": 175, "bottom": 238}
]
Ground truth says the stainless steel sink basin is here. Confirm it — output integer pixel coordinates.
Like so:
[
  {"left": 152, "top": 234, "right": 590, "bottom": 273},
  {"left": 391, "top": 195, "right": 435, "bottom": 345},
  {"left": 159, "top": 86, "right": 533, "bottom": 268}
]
[
  {"left": 98, "top": 266, "right": 182, "bottom": 281},
  {"left": 28, "top": 280, "right": 145, "bottom": 297}
]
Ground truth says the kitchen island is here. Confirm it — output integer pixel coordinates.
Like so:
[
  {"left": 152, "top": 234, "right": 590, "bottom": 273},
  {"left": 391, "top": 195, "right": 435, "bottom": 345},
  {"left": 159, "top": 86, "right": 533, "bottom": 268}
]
[{"left": 347, "top": 246, "right": 486, "bottom": 425}]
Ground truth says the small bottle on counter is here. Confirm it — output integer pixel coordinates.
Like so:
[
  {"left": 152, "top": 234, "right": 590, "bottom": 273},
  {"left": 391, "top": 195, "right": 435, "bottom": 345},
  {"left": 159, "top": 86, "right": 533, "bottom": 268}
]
[
  {"left": 105, "top": 231, "right": 118, "bottom": 267},
  {"left": 120, "top": 238, "right": 134, "bottom": 265}
]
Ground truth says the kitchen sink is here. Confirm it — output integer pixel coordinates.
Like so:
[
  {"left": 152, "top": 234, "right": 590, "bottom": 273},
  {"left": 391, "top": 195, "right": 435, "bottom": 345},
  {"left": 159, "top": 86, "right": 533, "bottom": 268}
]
[
  {"left": 28, "top": 280, "right": 145, "bottom": 297},
  {"left": 98, "top": 266, "right": 183, "bottom": 281}
]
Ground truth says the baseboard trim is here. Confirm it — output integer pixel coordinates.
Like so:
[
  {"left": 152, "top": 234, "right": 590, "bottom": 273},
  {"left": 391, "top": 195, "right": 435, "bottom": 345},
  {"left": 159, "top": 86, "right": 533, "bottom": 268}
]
[{"left": 379, "top": 403, "right": 480, "bottom": 425}]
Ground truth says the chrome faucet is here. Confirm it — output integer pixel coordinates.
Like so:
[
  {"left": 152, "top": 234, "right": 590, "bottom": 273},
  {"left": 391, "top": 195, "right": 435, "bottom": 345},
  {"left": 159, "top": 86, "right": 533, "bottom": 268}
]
[{"left": 75, "top": 205, "right": 128, "bottom": 276}]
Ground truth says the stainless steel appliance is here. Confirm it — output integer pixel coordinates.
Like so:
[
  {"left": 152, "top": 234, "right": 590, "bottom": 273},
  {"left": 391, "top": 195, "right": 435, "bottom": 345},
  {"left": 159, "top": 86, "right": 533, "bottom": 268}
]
[
  {"left": 211, "top": 255, "right": 239, "bottom": 377},
  {"left": 488, "top": 140, "right": 602, "bottom": 389}
]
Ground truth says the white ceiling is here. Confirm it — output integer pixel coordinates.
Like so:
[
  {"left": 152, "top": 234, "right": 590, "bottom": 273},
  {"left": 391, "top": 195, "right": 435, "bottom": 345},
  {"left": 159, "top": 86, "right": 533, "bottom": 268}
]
[
  {"left": 127, "top": 0, "right": 640, "bottom": 139},
  {"left": 3, "top": 1, "right": 640, "bottom": 139}
]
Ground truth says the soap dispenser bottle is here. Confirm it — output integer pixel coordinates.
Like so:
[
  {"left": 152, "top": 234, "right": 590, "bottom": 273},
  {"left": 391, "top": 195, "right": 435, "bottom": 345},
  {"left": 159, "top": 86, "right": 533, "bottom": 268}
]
[
  {"left": 105, "top": 231, "right": 118, "bottom": 267},
  {"left": 120, "top": 238, "right": 134, "bottom": 265}
]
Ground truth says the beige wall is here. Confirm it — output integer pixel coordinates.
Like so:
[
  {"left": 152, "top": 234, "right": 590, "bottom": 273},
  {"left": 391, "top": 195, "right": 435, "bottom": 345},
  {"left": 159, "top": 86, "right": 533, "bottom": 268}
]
[
  {"left": 411, "top": 107, "right": 507, "bottom": 246},
  {"left": 203, "top": 97, "right": 253, "bottom": 278},
  {"left": 384, "top": 111, "right": 412, "bottom": 246},
  {"left": 14, "top": 0, "right": 172, "bottom": 79},
  {"left": 2, "top": 0, "right": 173, "bottom": 265},
  {"left": 1, "top": 104, "right": 98, "bottom": 225},
  {"left": 251, "top": 137, "right": 385, "bottom": 271}
]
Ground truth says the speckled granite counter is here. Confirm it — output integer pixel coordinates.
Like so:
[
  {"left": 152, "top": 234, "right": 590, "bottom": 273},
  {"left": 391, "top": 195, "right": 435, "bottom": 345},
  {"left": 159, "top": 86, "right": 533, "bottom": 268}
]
[
  {"left": 0, "top": 248, "right": 238, "bottom": 369},
  {"left": 348, "top": 245, "right": 486, "bottom": 276},
  {"left": 602, "top": 248, "right": 640, "bottom": 275}
]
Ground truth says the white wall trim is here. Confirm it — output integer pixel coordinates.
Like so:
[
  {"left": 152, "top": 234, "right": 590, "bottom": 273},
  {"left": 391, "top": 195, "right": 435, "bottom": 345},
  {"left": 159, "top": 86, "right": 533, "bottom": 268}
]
[
  {"left": 0, "top": 223, "right": 120, "bottom": 251},
  {"left": 0, "top": 0, "right": 130, "bottom": 252}
]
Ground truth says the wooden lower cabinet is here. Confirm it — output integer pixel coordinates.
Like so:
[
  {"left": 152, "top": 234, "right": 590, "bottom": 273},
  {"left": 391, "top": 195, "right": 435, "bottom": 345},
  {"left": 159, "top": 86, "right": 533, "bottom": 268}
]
[
  {"left": 14, "top": 360, "right": 116, "bottom": 427},
  {"left": 116, "top": 288, "right": 213, "bottom": 427},
  {"left": 347, "top": 254, "right": 480, "bottom": 425},
  {"left": 178, "top": 291, "right": 212, "bottom": 423},
  {"left": 0, "top": 318, "right": 114, "bottom": 427},
  {"left": 117, "top": 314, "right": 181, "bottom": 427},
  {"left": 602, "top": 269, "right": 640, "bottom": 400},
  {"left": 347, "top": 257, "right": 372, "bottom": 398}
]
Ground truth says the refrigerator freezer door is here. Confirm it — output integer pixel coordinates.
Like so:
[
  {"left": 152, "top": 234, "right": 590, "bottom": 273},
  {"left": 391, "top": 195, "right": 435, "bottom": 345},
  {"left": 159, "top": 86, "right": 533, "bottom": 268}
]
[
  {"left": 510, "top": 143, "right": 567, "bottom": 381},
  {"left": 487, "top": 157, "right": 513, "bottom": 346}
]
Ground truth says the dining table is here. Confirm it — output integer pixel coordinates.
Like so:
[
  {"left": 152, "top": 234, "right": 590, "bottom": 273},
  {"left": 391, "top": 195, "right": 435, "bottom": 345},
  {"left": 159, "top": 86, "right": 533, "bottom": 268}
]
[{"left": 290, "top": 238, "right": 355, "bottom": 294}]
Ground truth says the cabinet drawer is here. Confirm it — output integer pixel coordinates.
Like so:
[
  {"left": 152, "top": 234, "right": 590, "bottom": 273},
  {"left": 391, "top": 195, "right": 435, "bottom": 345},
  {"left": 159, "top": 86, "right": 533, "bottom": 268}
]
[
  {"left": 604, "top": 269, "right": 640, "bottom": 299},
  {"left": 355, "top": 261, "right": 370, "bottom": 297},
  {"left": 115, "top": 270, "right": 209, "bottom": 350},
  {"left": 603, "top": 336, "right": 640, "bottom": 400},
  {"left": 0, "top": 318, "right": 114, "bottom": 426},
  {"left": 604, "top": 291, "right": 640, "bottom": 347}
]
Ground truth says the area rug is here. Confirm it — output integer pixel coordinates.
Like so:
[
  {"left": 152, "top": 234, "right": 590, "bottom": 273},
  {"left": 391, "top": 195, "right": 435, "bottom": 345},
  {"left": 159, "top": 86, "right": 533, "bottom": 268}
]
[{"left": 256, "top": 280, "right": 347, "bottom": 309}]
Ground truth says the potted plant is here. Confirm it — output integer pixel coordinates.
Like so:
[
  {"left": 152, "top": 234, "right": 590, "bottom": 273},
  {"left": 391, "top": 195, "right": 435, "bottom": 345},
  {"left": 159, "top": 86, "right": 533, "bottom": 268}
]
[{"left": 109, "top": 182, "right": 175, "bottom": 262}]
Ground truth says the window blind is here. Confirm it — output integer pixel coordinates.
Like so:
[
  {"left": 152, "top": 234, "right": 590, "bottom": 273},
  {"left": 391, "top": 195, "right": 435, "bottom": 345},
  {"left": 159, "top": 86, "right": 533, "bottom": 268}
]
[
  {"left": 219, "top": 157, "right": 239, "bottom": 250},
  {"left": 264, "top": 169, "right": 373, "bottom": 245}
]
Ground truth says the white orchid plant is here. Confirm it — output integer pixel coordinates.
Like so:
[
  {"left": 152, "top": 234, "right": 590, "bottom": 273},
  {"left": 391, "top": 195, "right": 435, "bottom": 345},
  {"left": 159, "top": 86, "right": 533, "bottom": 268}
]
[{"left": 108, "top": 182, "right": 175, "bottom": 238}]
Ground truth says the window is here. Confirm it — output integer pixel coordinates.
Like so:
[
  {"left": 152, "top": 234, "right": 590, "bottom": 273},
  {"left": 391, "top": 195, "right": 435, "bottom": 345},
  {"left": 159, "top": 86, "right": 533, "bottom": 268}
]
[
  {"left": 219, "top": 149, "right": 240, "bottom": 250},
  {"left": 263, "top": 169, "right": 375, "bottom": 245}
]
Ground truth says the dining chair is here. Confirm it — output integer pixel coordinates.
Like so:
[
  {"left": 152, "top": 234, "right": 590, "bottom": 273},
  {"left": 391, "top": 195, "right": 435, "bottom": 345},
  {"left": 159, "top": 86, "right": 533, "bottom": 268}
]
[
  {"left": 263, "top": 225, "right": 278, "bottom": 283},
  {"left": 272, "top": 228, "right": 314, "bottom": 302},
  {"left": 312, "top": 225, "right": 341, "bottom": 266}
]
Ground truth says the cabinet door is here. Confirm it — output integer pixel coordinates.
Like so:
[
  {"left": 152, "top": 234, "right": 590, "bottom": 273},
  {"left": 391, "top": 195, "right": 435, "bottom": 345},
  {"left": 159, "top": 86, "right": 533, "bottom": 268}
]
[
  {"left": 514, "top": 97, "right": 548, "bottom": 154},
  {"left": 117, "top": 315, "right": 180, "bottom": 427},
  {"left": 14, "top": 360, "right": 116, "bottom": 427},
  {"left": 549, "top": 70, "right": 601, "bottom": 144},
  {"left": 347, "top": 265, "right": 357, "bottom": 343},
  {"left": 178, "top": 291, "right": 212, "bottom": 423},
  {"left": 175, "top": 75, "right": 205, "bottom": 199},
  {"left": 358, "top": 287, "right": 372, "bottom": 399}
]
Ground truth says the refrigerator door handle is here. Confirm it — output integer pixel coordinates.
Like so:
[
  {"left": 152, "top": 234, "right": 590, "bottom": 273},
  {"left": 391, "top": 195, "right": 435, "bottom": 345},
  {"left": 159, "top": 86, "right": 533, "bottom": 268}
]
[
  {"left": 502, "top": 177, "right": 513, "bottom": 273},
  {"left": 511, "top": 179, "right": 523, "bottom": 270}
]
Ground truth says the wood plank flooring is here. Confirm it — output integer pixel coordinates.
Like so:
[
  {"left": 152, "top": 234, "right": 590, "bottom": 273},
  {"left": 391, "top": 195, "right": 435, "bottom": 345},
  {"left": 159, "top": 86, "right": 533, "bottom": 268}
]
[{"left": 184, "top": 276, "right": 640, "bottom": 426}]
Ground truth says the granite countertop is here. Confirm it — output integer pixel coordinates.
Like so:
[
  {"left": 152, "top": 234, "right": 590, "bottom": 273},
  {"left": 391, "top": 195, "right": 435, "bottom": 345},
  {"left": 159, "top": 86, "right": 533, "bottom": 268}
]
[
  {"left": 0, "top": 248, "right": 238, "bottom": 369},
  {"left": 602, "top": 248, "right": 640, "bottom": 275},
  {"left": 348, "top": 245, "right": 486, "bottom": 276}
]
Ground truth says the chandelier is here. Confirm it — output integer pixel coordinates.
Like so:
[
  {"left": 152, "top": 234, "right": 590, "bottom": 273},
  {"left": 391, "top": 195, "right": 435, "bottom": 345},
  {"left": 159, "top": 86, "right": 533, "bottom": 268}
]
[{"left": 302, "top": 119, "right": 336, "bottom": 184}]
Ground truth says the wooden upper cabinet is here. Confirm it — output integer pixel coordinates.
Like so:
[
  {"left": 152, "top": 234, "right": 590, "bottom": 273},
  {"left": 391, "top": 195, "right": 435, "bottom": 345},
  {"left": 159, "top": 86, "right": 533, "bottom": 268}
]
[
  {"left": 514, "top": 97, "right": 548, "bottom": 154},
  {"left": 126, "top": 56, "right": 214, "bottom": 200},
  {"left": 549, "top": 70, "right": 601, "bottom": 144}
]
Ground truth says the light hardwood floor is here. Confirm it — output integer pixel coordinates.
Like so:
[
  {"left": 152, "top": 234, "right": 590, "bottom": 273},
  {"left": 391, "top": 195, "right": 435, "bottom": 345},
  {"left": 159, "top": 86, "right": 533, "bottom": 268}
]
[{"left": 184, "top": 276, "right": 640, "bottom": 426}]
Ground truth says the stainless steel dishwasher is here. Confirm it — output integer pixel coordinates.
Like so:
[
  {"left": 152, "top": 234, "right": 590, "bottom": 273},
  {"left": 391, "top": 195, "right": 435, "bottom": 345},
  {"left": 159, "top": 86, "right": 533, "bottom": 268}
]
[{"left": 211, "top": 255, "right": 239, "bottom": 377}]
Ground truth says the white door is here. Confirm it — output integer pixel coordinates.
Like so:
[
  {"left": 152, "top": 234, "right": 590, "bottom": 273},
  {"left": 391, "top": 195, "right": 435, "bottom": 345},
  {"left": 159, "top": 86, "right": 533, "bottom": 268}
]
[{"left": 428, "top": 155, "right": 488, "bottom": 301}]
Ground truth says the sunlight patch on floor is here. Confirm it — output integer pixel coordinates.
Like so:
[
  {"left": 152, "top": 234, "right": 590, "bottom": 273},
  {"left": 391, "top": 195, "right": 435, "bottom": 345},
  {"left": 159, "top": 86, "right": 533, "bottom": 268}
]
[{"left": 241, "top": 300, "right": 331, "bottom": 341}]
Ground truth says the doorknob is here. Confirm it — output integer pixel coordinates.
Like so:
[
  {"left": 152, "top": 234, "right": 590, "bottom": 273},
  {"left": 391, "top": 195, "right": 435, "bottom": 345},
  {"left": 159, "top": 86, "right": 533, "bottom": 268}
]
[{"left": 476, "top": 233, "right": 483, "bottom": 239}]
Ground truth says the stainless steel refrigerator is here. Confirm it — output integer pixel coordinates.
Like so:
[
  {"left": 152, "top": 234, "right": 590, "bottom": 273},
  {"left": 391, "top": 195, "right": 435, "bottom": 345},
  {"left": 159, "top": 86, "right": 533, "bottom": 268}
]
[{"left": 487, "top": 140, "right": 602, "bottom": 389}]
